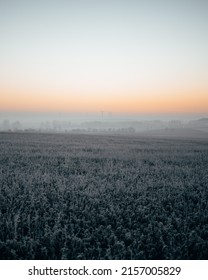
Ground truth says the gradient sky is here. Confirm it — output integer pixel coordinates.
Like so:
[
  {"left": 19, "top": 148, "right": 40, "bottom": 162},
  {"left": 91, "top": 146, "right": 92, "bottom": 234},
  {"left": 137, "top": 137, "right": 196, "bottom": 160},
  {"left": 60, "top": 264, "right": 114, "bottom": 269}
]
[{"left": 0, "top": 0, "right": 208, "bottom": 115}]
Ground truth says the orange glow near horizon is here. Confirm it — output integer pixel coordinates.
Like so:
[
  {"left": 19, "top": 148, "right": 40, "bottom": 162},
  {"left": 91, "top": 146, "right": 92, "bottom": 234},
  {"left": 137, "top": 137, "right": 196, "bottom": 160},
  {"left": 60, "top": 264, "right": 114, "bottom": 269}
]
[
  {"left": 1, "top": 86, "right": 208, "bottom": 114},
  {"left": 1, "top": 1, "right": 208, "bottom": 119}
]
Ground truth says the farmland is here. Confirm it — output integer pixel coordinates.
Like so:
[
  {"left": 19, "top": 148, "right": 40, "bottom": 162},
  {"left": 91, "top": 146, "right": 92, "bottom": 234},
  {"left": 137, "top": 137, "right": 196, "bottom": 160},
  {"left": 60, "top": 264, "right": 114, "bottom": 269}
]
[{"left": 0, "top": 132, "right": 208, "bottom": 259}]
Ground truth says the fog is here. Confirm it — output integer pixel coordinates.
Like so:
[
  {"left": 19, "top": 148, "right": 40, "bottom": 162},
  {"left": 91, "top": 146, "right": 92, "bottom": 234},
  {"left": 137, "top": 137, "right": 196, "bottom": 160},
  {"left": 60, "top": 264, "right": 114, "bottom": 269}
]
[{"left": 0, "top": 111, "right": 207, "bottom": 137}]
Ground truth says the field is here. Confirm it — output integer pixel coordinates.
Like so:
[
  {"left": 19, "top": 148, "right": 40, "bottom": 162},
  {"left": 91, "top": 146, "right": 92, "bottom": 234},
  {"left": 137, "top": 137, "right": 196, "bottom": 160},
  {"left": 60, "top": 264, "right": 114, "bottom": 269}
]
[{"left": 0, "top": 132, "right": 208, "bottom": 259}]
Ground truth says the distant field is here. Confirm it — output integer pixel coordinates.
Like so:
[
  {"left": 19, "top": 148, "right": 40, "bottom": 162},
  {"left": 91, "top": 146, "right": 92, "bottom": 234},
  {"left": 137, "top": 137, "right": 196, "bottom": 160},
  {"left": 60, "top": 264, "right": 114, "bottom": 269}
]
[{"left": 0, "top": 132, "right": 208, "bottom": 259}]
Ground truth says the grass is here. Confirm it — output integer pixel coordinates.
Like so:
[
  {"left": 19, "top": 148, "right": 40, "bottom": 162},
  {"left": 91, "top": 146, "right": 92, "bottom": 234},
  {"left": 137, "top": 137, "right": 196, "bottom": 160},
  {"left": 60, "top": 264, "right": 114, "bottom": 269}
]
[{"left": 0, "top": 132, "right": 208, "bottom": 259}]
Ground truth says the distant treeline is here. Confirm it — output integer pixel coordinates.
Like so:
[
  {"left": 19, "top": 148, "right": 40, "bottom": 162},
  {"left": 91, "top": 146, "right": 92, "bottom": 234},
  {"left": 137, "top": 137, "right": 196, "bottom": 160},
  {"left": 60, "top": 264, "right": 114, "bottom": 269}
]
[{"left": 1, "top": 118, "right": 208, "bottom": 134}]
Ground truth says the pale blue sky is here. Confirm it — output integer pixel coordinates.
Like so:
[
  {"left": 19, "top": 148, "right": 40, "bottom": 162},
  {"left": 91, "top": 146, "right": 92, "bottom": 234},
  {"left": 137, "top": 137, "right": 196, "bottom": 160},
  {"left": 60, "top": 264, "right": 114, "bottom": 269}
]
[{"left": 0, "top": 0, "right": 207, "bottom": 115}]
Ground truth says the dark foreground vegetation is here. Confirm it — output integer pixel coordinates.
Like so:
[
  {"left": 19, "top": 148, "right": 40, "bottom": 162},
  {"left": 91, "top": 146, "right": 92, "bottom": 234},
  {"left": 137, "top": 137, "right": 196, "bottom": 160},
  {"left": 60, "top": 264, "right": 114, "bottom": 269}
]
[{"left": 0, "top": 132, "right": 208, "bottom": 259}]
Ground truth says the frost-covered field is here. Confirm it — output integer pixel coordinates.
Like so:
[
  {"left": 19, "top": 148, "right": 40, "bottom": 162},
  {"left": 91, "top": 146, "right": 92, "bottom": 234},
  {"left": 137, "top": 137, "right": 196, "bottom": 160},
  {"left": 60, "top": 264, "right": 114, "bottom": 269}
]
[{"left": 0, "top": 132, "right": 208, "bottom": 259}]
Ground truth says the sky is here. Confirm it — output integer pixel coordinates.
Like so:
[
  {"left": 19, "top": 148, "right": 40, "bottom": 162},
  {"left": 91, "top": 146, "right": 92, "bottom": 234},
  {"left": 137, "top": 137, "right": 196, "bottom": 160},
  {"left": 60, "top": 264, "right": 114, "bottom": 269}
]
[{"left": 0, "top": 0, "right": 208, "bottom": 118}]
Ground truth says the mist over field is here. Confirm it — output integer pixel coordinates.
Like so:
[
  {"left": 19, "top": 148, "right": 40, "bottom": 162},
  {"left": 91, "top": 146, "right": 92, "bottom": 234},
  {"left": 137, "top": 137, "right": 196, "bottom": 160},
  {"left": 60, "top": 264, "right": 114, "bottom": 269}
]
[
  {"left": 0, "top": 0, "right": 208, "bottom": 262},
  {"left": 1, "top": 112, "right": 208, "bottom": 138}
]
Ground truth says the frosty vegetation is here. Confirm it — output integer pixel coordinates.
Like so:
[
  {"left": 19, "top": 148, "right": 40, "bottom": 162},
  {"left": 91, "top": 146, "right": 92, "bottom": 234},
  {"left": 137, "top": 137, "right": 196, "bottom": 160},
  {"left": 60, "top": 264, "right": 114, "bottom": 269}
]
[{"left": 0, "top": 132, "right": 207, "bottom": 259}]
